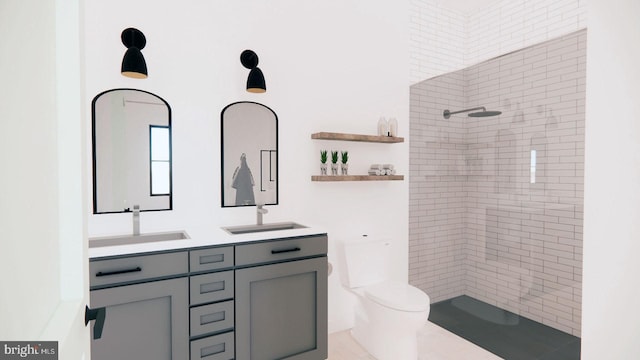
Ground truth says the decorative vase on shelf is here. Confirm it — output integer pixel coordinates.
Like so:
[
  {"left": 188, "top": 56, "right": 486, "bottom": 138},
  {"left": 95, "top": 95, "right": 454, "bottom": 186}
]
[
  {"left": 320, "top": 150, "right": 328, "bottom": 175},
  {"left": 330, "top": 150, "right": 339, "bottom": 175},
  {"left": 341, "top": 151, "right": 349, "bottom": 175},
  {"left": 377, "top": 116, "right": 389, "bottom": 136},
  {"left": 388, "top": 117, "right": 398, "bottom": 137}
]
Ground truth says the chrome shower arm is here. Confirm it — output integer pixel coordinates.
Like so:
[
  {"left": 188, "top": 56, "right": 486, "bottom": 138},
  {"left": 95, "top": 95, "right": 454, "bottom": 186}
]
[{"left": 443, "top": 107, "right": 487, "bottom": 119}]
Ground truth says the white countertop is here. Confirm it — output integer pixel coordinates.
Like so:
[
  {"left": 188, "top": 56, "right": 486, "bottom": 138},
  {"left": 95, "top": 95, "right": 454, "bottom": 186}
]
[{"left": 88, "top": 223, "right": 327, "bottom": 259}]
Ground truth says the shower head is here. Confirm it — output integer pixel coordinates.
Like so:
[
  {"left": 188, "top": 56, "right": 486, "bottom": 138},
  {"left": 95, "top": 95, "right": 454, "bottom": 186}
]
[
  {"left": 469, "top": 110, "right": 502, "bottom": 117},
  {"left": 443, "top": 106, "right": 502, "bottom": 119}
]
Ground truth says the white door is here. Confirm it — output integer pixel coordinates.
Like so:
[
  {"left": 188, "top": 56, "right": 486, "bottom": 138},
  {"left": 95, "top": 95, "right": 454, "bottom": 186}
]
[{"left": 0, "top": 0, "right": 90, "bottom": 358}]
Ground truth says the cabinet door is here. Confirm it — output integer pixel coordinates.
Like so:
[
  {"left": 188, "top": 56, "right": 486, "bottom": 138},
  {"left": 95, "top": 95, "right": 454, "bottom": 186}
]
[
  {"left": 236, "top": 257, "right": 327, "bottom": 360},
  {"left": 90, "top": 277, "right": 189, "bottom": 360}
]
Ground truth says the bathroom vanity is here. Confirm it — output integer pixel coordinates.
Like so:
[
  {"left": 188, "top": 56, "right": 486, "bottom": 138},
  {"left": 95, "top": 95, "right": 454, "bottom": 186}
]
[
  {"left": 88, "top": 231, "right": 328, "bottom": 360},
  {"left": 88, "top": 89, "right": 324, "bottom": 359}
]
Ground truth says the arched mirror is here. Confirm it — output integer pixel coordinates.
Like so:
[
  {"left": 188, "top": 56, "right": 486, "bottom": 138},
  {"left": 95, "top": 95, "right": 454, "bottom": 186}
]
[
  {"left": 92, "top": 88, "right": 172, "bottom": 214},
  {"left": 221, "top": 101, "right": 278, "bottom": 207}
]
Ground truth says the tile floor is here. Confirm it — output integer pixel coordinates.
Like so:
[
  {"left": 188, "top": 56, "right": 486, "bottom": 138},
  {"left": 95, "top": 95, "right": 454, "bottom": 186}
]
[{"left": 328, "top": 321, "right": 502, "bottom": 360}]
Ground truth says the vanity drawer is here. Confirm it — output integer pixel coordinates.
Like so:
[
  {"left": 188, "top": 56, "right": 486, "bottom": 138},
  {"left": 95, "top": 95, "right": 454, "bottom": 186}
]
[
  {"left": 190, "top": 246, "right": 234, "bottom": 273},
  {"left": 190, "top": 271, "right": 234, "bottom": 305},
  {"left": 190, "top": 300, "right": 234, "bottom": 337},
  {"left": 190, "top": 332, "right": 234, "bottom": 360},
  {"left": 235, "top": 235, "right": 328, "bottom": 266},
  {"left": 90, "top": 251, "right": 188, "bottom": 288}
]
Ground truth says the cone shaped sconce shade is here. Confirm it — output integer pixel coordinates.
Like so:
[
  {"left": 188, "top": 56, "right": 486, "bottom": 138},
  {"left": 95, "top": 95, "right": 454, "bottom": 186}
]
[
  {"left": 246, "top": 68, "right": 266, "bottom": 93},
  {"left": 240, "top": 50, "right": 266, "bottom": 93},
  {"left": 121, "top": 28, "right": 148, "bottom": 79}
]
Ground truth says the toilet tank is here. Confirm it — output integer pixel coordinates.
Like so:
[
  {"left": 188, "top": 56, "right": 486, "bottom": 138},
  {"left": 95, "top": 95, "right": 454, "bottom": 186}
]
[{"left": 338, "top": 237, "right": 391, "bottom": 289}]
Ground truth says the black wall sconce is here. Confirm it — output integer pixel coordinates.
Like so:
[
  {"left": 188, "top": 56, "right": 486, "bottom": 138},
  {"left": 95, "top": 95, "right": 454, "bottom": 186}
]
[
  {"left": 240, "top": 50, "right": 266, "bottom": 93},
  {"left": 121, "top": 28, "right": 148, "bottom": 79}
]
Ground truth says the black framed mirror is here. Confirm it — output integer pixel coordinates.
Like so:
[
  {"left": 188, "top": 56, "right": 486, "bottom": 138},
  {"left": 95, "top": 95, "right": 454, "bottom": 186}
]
[
  {"left": 92, "top": 88, "right": 172, "bottom": 214},
  {"left": 221, "top": 101, "right": 278, "bottom": 207}
]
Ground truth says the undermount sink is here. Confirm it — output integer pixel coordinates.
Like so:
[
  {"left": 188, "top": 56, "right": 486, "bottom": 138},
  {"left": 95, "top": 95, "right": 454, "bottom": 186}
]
[
  {"left": 222, "top": 222, "right": 307, "bottom": 235},
  {"left": 89, "top": 230, "right": 190, "bottom": 248}
]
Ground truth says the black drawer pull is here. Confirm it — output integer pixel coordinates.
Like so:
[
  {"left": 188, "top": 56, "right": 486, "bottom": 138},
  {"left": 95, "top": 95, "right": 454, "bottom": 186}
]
[
  {"left": 271, "top": 247, "right": 301, "bottom": 254},
  {"left": 96, "top": 267, "right": 142, "bottom": 277}
]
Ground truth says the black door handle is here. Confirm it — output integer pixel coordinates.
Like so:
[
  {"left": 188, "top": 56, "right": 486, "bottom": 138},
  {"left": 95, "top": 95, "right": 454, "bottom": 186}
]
[{"left": 85, "top": 305, "right": 106, "bottom": 340}]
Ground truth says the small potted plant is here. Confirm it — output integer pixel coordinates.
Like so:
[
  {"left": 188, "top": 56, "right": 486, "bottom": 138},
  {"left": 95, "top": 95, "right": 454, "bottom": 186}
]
[
  {"left": 330, "top": 150, "right": 339, "bottom": 175},
  {"left": 340, "top": 151, "right": 349, "bottom": 175},
  {"left": 320, "top": 150, "right": 328, "bottom": 175}
]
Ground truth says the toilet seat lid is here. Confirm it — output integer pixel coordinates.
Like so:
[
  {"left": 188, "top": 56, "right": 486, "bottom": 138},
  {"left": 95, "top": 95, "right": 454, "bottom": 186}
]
[{"left": 365, "top": 281, "right": 430, "bottom": 312}]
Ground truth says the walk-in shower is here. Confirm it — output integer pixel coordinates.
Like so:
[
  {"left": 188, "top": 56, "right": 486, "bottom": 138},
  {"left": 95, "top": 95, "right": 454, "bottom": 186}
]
[
  {"left": 410, "top": 29, "right": 586, "bottom": 360},
  {"left": 443, "top": 106, "right": 502, "bottom": 119}
]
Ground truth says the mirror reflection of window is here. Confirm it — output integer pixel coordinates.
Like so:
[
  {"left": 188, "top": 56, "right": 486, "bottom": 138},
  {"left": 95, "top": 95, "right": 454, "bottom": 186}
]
[
  {"left": 93, "top": 89, "right": 172, "bottom": 213},
  {"left": 150, "top": 125, "right": 170, "bottom": 195}
]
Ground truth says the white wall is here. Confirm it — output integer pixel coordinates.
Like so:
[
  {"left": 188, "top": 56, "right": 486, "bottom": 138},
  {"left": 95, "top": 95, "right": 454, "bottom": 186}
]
[
  {"left": 0, "top": 0, "right": 61, "bottom": 339},
  {"left": 84, "top": 0, "right": 409, "bottom": 333},
  {"left": 1, "top": 3, "right": 89, "bottom": 357},
  {"left": 582, "top": 0, "right": 640, "bottom": 357}
]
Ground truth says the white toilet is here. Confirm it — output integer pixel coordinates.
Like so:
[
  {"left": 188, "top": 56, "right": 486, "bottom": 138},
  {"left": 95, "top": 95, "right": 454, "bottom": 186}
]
[{"left": 338, "top": 237, "right": 430, "bottom": 360}]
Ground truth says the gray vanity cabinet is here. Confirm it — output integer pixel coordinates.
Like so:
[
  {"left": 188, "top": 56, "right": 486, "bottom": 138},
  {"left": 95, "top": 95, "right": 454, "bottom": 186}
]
[
  {"left": 89, "top": 252, "right": 190, "bottom": 360},
  {"left": 89, "top": 235, "right": 327, "bottom": 360},
  {"left": 235, "top": 236, "right": 328, "bottom": 360}
]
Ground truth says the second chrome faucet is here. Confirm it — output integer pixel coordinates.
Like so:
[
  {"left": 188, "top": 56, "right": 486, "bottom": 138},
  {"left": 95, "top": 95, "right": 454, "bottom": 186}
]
[
  {"left": 133, "top": 204, "right": 140, "bottom": 236},
  {"left": 256, "top": 204, "right": 268, "bottom": 225}
]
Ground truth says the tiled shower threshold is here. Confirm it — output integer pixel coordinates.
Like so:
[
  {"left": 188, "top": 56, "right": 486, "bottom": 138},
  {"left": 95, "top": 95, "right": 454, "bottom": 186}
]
[{"left": 429, "top": 296, "right": 581, "bottom": 360}]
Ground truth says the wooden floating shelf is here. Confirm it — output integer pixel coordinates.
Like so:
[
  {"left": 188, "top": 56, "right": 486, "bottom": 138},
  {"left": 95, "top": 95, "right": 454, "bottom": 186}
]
[
  {"left": 311, "top": 132, "right": 404, "bottom": 143},
  {"left": 311, "top": 175, "right": 404, "bottom": 182}
]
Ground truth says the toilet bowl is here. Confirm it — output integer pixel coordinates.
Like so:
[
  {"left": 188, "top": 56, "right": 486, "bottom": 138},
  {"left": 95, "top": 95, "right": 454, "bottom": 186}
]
[{"left": 338, "top": 238, "right": 430, "bottom": 360}]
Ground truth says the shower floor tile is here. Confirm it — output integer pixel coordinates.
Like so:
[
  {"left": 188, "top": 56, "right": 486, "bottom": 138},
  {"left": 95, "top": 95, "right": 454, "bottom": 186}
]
[{"left": 429, "top": 295, "right": 581, "bottom": 360}]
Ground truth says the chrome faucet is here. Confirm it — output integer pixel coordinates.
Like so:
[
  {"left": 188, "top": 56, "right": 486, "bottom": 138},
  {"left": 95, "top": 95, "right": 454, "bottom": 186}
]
[
  {"left": 256, "top": 204, "right": 268, "bottom": 225},
  {"left": 133, "top": 205, "right": 140, "bottom": 236}
]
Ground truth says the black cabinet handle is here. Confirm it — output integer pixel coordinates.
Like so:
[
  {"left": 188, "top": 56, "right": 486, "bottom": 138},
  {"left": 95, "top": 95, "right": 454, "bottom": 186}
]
[
  {"left": 271, "top": 247, "right": 301, "bottom": 254},
  {"left": 85, "top": 305, "right": 106, "bottom": 340},
  {"left": 96, "top": 267, "right": 142, "bottom": 277}
]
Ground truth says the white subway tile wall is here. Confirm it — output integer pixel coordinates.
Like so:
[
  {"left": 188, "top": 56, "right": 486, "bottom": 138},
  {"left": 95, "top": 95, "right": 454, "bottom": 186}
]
[
  {"left": 409, "top": 30, "right": 586, "bottom": 337},
  {"left": 410, "top": 0, "right": 466, "bottom": 83},
  {"left": 410, "top": 0, "right": 587, "bottom": 83}
]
